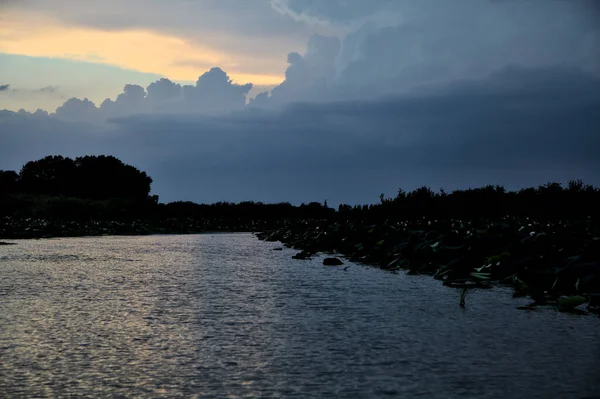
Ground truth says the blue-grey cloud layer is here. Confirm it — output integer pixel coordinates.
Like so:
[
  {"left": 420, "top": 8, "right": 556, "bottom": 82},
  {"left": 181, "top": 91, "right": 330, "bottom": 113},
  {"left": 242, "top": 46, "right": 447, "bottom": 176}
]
[{"left": 1, "top": 65, "right": 598, "bottom": 204}]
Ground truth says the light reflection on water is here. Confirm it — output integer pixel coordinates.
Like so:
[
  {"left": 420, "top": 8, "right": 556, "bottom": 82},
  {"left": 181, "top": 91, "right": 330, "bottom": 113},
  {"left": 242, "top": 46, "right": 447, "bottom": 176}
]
[{"left": 1, "top": 234, "right": 599, "bottom": 398}]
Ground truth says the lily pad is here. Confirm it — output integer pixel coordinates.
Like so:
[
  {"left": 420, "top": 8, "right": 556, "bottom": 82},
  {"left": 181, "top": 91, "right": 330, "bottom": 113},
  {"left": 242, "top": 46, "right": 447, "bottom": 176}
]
[{"left": 557, "top": 295, "right": 588, "bottom": 309}]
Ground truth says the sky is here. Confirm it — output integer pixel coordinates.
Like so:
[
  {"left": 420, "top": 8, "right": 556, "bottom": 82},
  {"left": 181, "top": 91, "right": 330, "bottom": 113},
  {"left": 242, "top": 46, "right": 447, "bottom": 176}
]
[{"left": 1, "top": 0, "right": 599, "bottom": 204}]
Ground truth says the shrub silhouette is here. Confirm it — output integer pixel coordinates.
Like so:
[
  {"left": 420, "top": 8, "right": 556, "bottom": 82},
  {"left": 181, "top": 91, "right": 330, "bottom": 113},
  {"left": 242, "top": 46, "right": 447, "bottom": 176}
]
[{"left": 339, "top": 181, "right": 600, "bottom": 220}]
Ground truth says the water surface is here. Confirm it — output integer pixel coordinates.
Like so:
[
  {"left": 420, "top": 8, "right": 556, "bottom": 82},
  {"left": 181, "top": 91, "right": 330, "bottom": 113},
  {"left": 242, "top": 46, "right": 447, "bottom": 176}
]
[{"left": 1, "top": 234, "right": 599, "bottom": 398}]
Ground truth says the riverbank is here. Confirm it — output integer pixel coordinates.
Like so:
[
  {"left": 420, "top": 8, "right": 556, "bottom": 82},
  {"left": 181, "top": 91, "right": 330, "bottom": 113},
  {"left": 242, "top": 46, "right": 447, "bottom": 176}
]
[{"left": 256, "top": 217, "right": 600, "bottom": 314}]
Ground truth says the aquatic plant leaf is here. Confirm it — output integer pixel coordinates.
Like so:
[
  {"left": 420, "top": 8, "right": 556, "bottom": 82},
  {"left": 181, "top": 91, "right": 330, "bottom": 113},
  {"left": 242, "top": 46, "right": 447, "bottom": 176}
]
[
  {"left": 558, "top": 296, "right": 587, "bottom": 309},
  {"left": 551, "top": 276, "right": 559, "bottom": 292},
  {"left": 387, "top": 257, "right": 401, "bottom": 268},
  {"left": 470, "top": 272, "right": 491, "bottom": 280},
  {"left": 474, "top": 264, "right": 491, "bottom": 272},
  {"left": 414, "top": 242, "right": 429, "bottom": 251}
]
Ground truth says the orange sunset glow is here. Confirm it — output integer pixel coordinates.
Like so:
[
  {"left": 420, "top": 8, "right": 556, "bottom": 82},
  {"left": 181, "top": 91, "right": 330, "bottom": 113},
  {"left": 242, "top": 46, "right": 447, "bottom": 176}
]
[{"left": 0, "top": 10, "right": 285, "bottom": 86}]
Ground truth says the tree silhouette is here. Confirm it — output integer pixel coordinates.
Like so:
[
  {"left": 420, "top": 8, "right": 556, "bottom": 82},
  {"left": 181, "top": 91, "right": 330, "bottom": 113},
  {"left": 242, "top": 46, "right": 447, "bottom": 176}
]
[
  {"left": 72, "top": 155, "right": 152, "bottom": 201},
  {"left": 0, "top": 170, "right": 18, "bottom": 195},
  {"left": 19, "top": 155, "right": 77, "bottom": 197},
  {"left": 14, "top": 155, "right": 152, "bottom": 201}
]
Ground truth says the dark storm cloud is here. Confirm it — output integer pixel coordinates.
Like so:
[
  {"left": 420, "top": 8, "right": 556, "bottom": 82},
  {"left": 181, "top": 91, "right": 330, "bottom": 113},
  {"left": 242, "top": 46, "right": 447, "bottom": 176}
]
[
  {"left": 248, "top": 0, "right": 600, "bottom": 108},
  {"left": 254, "top": 34, "right": 341, "bottom": 105},
  {"left": 275, "top": 0, "right": 599, "bottom": 87},
  {"left": 273, "top": 0, "right": 600, "bottom": 27},
  {"left": 114, "top": 65, "right": 600, "bottom": 171},
  {"left": 2, "top": 65, "right": 598, "bottom": 204}
]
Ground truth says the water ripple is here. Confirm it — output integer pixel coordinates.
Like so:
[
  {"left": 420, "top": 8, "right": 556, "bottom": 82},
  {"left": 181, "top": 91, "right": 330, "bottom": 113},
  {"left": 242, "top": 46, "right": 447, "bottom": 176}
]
[{"left": 1, "top": 234, "right": 599, "bottom": 398}]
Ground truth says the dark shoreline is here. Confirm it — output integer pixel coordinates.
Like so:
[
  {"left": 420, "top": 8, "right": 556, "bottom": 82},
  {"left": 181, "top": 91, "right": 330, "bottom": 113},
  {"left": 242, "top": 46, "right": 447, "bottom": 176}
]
[{"left": 256, "top": 217, "right": 600, "bottom": 315}]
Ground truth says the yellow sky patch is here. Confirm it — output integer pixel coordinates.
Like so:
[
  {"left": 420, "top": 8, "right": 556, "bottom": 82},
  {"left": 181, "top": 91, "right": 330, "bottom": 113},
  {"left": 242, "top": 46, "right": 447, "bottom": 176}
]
[{"left": 0, "top": 11, "right": 284, "bottom": 86}]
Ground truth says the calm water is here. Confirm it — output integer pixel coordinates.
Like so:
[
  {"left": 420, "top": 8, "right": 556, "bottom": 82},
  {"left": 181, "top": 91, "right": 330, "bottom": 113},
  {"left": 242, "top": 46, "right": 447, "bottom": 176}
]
[{"left": 1, "top": 234, "right": 599, "bottom": 398}]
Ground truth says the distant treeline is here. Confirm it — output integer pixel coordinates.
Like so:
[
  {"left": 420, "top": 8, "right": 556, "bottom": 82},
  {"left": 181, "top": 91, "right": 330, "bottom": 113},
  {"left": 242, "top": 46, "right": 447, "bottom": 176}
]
[
  {"left": 349, "top": 182, "right": 600, "bottom": 220},
  {"left": 1, "top": 155, "right": 599, "bottom": 222},
  {"left": 0, "top": 155, "right": 332, "bottom": 221}
]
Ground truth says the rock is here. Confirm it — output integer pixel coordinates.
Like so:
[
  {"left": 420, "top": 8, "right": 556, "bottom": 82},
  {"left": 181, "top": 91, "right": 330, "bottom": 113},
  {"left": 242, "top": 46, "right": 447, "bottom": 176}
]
[
  {"left": 272, "top": 247, "right": 283, "bottom": 251},
  {"left": 323, "top": 257, "right": 344, "bottom": 266}
]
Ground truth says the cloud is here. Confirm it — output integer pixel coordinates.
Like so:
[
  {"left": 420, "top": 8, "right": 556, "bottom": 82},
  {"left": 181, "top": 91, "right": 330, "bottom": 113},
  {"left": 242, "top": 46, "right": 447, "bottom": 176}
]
[
  {"left": 54, "top": 97, "right": 99, "bottom": 121},
  {"left": 0, "top": 53, "right": 164, "bottom": 112},
  {"left": 2, "top": 0, "right": 600, "bottom": 204},
  {"left": 0, "top": 13, "right": 284, "bottom": 86},
  {"left": 255, "top": 34, "right": 341, "bottom": 106},
  {"left": 6, "top": 0, "right": 599, "bottom": 112},
  {"left": 0, "top": 84, "right": 59, "bottom": 94},
  {"left": 146, "top": 78, "right": 182, "bottom": 110},
  {"left": 182, "top": 67, "right": 252, "bottom": 114},
  {"left": 37, "top": 85, "right": 58, "bottom": 93},
  {"left": 275, "top": 0, "right": 599, "bottom": 97},
  {"left": 254, "top": 0, "right": 600, "bottom": 108},
  {"left": 5, "top": 0, "right": 309, "bottom": 39},
  {"left": 50, "top": 67, "right": 253, "bottom": 120},
  {"left": 98, "top": 84, "right": 146, "bottom": 117},
  {"left": 2, "top": 65, "right": 598, "bottom": 204},
  {"left": 273, "top": 0, "right": 600, "bottom": 29},
  {"left": 1, "top": 0, "right": 303, "bottom": 84},
  {"left": 271, "top": 0, "right": 396, "bottom": 24}
]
